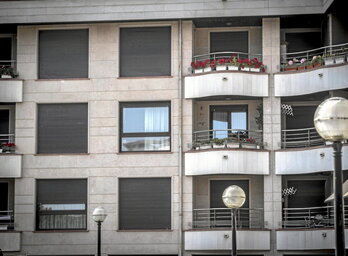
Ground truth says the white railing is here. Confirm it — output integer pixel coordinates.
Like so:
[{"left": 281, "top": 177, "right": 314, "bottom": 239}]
[
  {"left": 193, "top": 51, "right": 263, "bottom": 63},
  {"left": 0, "top": 210, "right": 14, "bottom": 230},
  {"left": 281, "top": 127, "right": 325, "bottom": 149},
  {"left": 193, "top": 208, "right": 264, "bottom": 229},
  {"left": 283, "top": 205, "right": 348, "bottom": 229},
  {"left": 0, "top": 134, "right": 15, "bottom": 144},
  {"left": 281, "top": 42, "right": 348, "bottom": 71},
  {"left": 192, "top": 129, "right": 263, "bottom": 150}
]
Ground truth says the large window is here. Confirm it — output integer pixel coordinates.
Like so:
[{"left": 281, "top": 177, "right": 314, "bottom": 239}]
[
  {"left": 210, "top": 31, "right": 249, "bottom": 58},
  {"left": 120, "top": 27, "right": 171, "bottom": 77},
  {"left": 120, "top": 102, "right": 170, "bottom": 152},
  {"left": 37, "top": 103, "right": 88, "bottom": 154},
  {"left": 36, "top": 179, "right": 87, "bottom": 230},
  {"left": 119, "top": 178, "right": 171, "bottom": 230},
  {"left": 39, "top": 29, "right": 89, "bottom": 79},
  {"left": 0, "top": 180, "right": 14, "bottom": 230},
  {"left": 210, "top": 105, "right": 248, "bottom": 139}
]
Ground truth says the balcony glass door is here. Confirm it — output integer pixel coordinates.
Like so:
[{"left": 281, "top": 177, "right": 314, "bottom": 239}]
[
  {"left": 0, "top": 109, "right": 10, "bottom": 144},
  {"left": 210, "top": 105, "right": 247, "bottom": 139}
]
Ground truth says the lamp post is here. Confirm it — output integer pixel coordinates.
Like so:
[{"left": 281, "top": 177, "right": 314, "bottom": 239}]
[
  {"left": 222, "top": 185, "right": 246, "bottom": 256},
  {"left": 314, "top": 97, "right": 348, "bottom": 256},
  {"left": 92, "top": 206, "right": 107, "bottom": 256}
]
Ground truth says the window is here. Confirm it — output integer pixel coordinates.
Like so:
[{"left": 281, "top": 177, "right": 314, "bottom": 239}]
[
  {"left": 39, "top": 29, "right": 89, "bottom": 79},
  {"left": 120, "top": 27, "right": 171, "bottom": 77},
  {"left": 210, "top": 31, "right": 249, "bottom": 58},
  {"left": 0, "top": 36, "right": 15, "bottom": 67},
  {"left": 36, "top": 179, "right": 87, "bottom": 230},
  {"left": 0, "top": 105, "right": 15, "bottom": 144},
  {"left": 37, "top": 103, "right": 88, "bottom": 154},
  {"left": 119, "top": 178, "right": 171, "bottom": 230},
  {"left": 120, "top": 102, "right": 170, "bottom": 152},
  {"left": 210, "top": 105, "right": 248, "bottom": 139},
  {"left": 0, "top": 180, "right": 14, "bottom": 230}
]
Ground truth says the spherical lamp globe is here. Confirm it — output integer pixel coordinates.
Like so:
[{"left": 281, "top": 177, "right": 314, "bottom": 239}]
[
  {"left": 92, "top": 206, "right": 107, "bottom": 223},
  {"left": 222, "top": 185, "right": 246, "bottom": 209}
]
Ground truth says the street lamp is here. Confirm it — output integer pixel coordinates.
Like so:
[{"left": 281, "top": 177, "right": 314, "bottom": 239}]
[
  {"left": 314, "top": 97, "right": 348, "bottom": 256},
  {"left": 222, "top": 185, "right": 246, "bottom": 256},
  {"left": 92, "top": 206, "right": 107, "bottom": 256}
]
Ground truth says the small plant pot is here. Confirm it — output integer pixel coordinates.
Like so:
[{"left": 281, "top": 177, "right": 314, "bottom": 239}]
[
  {"left": 284, "top": 66, "right": 297, "bottom": 72},
  {"left": 324, "top": 57, "right": 335, "bottom": 65},
  {"left": 204, "top": 67, "right": 212, "bottom": 72},
  {"left": 226, "top": 142, "right": 240, "bottom": 148},
  {"left": 241, "top": 67, "right": 250, "bottom": 72},
  {"left": 335, "top": 56, "right": 345, "bottom": 64},
  {"left": 313, "top": 63, "right": 322, "bottom": 68},
  {"left": 297, "top": 66, "right": 305, "bottom": 71},
  {"left": 0, "top": 149, "right": 3, "bottom": 153},
  {"left": 1, "top": 75, "right": 12, "bottom": 79},
  {"left": 243, "top": 144, "right": 257, "bottom": 149},
  {"left": 216, "top": 65, "right": 226, "bottom": 71},
  {"left": 194, "top": 68, "right": 203, "bottom": 74},
  {"left": 250, "top": 67, "right": 261, "bottom": 72},
  {"left": 213, "top": 144, "right": 225, "bottom": 149},
  {"left": 200, "top": 144, "right": 212, "bottom": 150},
  {"left": 227, "top": 65, "right": 239, "bottom": 71},
  {"left": 306, "top": 65, "right": 314, "bottom": 70}
]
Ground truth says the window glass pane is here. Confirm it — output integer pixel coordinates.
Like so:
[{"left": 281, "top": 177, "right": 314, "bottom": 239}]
[
  {"left": 122, "top": 137, "right": 170, "bottom": 152},
  {"left": 38, "top": 214, "right": 86, "bottom": 230},
  {"left": 0, "top": 183, "right": 8, "bottom": 211},
  {"left": 120, "top": 27, "right": 171, "bottom": 77},
  {"left": 232, "top": 112, "right": 247, "bottom": 130},
  {"left": 123, "top": 106, "right": 169, "bottom": 133},
  {"left": 40, "top": 204, "right": 85, "bottom": 211},
  {"left": 212, "top": 111, "right": 228, "bottom": 139},
  {"left": 0, "top": 110, "right": 9, "bottom": 135},
  {"left": 39, "top": 29, "right": 88, "bottom": 79},
  {"left": 0, "top": 38, "right": 12, "bottom": 66}
]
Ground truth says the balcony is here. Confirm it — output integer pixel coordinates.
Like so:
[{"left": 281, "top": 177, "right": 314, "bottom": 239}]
[
  {"left": 277, "top": 206, "right": 348, "bottom": 250},
  {"left": 0, "top": 62, "right": 22, "bottom": 103},
  {"left": 0, "top": 134, "right": 22, "bottom": 178},
  {"left": 185, "top": 129, "right": 269, "bottom": 176},
  {"left": 281, "top": 127, "right": 324, "bottom": 149},
  {"left": 0, "top": 231, "right": 20, "bottom": 252},
  {"left": 275, "top": 43, "right": 348, "bottom": 96},
  {"left": 185, "top": 52, "right": 269, "bottom": 98},
  {"left": 0, "top": 210, "right": 14, "bottom": 231}
]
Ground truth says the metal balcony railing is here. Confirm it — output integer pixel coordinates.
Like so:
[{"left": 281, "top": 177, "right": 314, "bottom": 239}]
[
  {"left": 281, "top": 42, "right": 348, "bottom": 71},
  {"left": 192, "top": 129, "right": 263, "bottom": 150},
  {"left": 281, "top": 127, "right": 325, "bottom": 149},
  {"left": 193, "top": 51, "right": 263, "bottom": 63},
  {"left": 192, "top": 208, "right": 264, "bottom": 229},
  {"left": 0, "top": 60, "right": 16, "bottom": 68},
  {"left": 0, "top": 134, "right": 15, "bottom": 144},
  {"left": 0, "top": 210, "right": 14, "bottom": 230},
  {"left": 282, "top": 206, "right": 348, "bottom": 229}
]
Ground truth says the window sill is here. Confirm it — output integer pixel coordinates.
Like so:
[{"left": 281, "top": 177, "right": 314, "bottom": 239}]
[
  {"left": 34, "top": 153, "right": 90, "bottom": 156},
  {"left": 34, "top": 230, "right": 89, "bottom": 233},
  {"left": 35, "top": 78, "right": 90, "bottom": 81},
  {"left": 117, "top": 76, "right": 173, "bottom": 79},
  {"left": 117, "top": 229, "right": 173, "bottom": 232}
]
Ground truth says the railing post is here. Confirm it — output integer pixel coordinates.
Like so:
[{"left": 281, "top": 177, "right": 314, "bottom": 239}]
[
  {"left": 308, "top": 129, "right": 311, "bottom": 147},
  {"left": 283, "top": 130, "right": 286, "bottom": 149}
]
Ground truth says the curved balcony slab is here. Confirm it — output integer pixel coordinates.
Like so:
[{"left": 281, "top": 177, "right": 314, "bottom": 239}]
[
  {"left": 184, "top": 72, "right": 269, "bottom": 98},
  {"left": 275, "top": 64, "right": 348, "bottom": 97},
  {"left": 0, "top": 80, "right": 23, "bottom": 102},
  {"left": 185, "top": 149, "right": 269, "bottom": 176},
  {"left": 0, "top": 154, "right": 22, "bottom": 178},
  {"left": 0, "top": 232, "right": 21, "bottom": 251},
  {"left": 277, "top": 229, "right": 348, "bottom": 250},
  {"left": 275, "top": 145, "right": 348, "bottom": 175},
  {"left": 185, "top": 230, "right": 270, "bottom": 250}
]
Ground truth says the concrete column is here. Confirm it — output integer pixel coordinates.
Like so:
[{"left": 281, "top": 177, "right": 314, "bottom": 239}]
[{"left": 262, "top": 18, "right": 282, "bottom": 256}]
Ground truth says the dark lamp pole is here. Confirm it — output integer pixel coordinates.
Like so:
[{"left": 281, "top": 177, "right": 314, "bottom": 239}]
[{"left": 92, "top": 206, "right": 107, "bottom": 256}]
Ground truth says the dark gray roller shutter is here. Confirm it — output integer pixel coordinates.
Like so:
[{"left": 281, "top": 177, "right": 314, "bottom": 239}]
[
  {"left": 120, "top": 27, "right": 171, "bottom": 77},
  {"left": 286, "top": 32, "right": 322, "bottom": 53},
  {"left": 210, "top": 180, "right": 249, "bottom": 208},
  {"left": 38, "top": 103, "right": 88, "bottom": 154},
  {"left": 37, "top": 179, "right": 87, "bottom": 204},
  {"left": 210, "top": 31, "right": 248, "bottom": 54},
  {"left": 287, "top": 180, "right": 326, "bottom": 208},
  {"left": 119, "top": 178, "right": 171, "bottom": 230},
  {"left": 286, "top": 106, "right": 317, "bottom": 129},
  {"left": 39, "top": 29, "right": 88, "bottom": 79}
]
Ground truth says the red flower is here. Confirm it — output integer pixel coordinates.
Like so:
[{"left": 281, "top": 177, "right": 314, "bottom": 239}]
[{"left": 3, "top": 142, "right": 15, "bottom": 147}]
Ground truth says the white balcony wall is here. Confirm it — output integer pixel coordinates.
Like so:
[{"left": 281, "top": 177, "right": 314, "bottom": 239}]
[
  {"left": 277, "top": 229, "right": 348, "bottom": 250},
  {"left": 185, "top": 150, "right": 269, "bottom": 175},
  {"left": 185, "top": 72, "right": 269, "bottom": 98},
  {"left": 275, "top": 145, "right": 348, "bottom": 175},
  {"left": 274, "top": 64, "right": 348, "bottom": 96},
  {"left": 0, "top": 232, "right": 21, "bottom": 251},
  {"left": 0, "top": 80, "right": 23, "bottom": 102},
  {"left": 0, "top": 154, "right": 22, "bottom": 178},
  {"left": 185, "top": 230, "right": 270, "bottom": 250}
]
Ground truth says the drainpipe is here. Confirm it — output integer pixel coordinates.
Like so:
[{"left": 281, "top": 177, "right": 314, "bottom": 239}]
[{"left": 178, "top": 19, "right": 184, "bottom": 256}]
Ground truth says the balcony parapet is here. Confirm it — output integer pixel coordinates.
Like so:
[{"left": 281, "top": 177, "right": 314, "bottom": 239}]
[
  {"left": 275, "top": 144, "right": 348, "bottom": 175},
  {"left": 0, "top": 231, "right": 21, "bottom": 251},
  {"left": 0, "top": 154, "right": 22, "bottom": 178},
  {"left": 0, "top": 79, "right": 23, "bottom": 102}
]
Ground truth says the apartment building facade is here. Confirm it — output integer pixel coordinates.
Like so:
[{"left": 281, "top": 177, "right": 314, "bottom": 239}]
[{"left": 0, "top": 0, "right": 348, "bottom": 255}]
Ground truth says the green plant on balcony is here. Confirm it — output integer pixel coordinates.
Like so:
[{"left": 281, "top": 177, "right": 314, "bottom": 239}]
[
  {"left": 0, "top": 66, "right": 18, "bottom": 78},
  {"left": 310, "top": 55, "right": 324, "bottom": 67},
  {"left": 0, "top": 142, "right": 16, "bottom": 153}
]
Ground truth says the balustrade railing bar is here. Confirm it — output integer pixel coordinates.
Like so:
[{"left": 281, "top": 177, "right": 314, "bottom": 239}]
[
  {"left": 281, "top": 127, "right": 325, "bottom": 148},
  {"left": 0, "top": 210, "right": 14, "bottom": 230},
  {"left": 0, "top": 134, "right": 15, "bottom": 144},
  {"left": 193, "top": 51, "right": 263, "bottom": 63},
  {"left": 192, "top": 208, "right": 264, "bottom": 229}
]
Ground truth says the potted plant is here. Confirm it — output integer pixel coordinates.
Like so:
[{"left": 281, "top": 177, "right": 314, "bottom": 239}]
[
  {"left": 284, "top": 59, "right": 298, "bottom": 72},
  {"left": 227, "top": 56, "right": 240, "bottom": 71},
  {"left": 0, "top": 66, "right": 18, "bottom": 78},
  {"left": 249, "top": 58, "right": 264, "bottom": 72},
  {"left": 211, "top": 138, "right": 225, "bottom": 148},
  {"left": 191, "top": 61, "right": 205, "bottom": 74},
  {"left": 310, "top": 55, "right": 324, "bottom": 68},
  {"left": 216, "top": 58, "right": 227, "bottom": 71},
  {"left": 242, "top": 137, "right": 257, "bottom": 149},
  {"left": 199, "top": 140, "right": 212, "bottom": 150},
  {"left": 205, "top": 59, "right": 215, "bottom": 72},
  {"left": 297, "top": 58, "right": 307, "bottom": 70},
  {"left": 240, "top": 58, "right": 251, "bottom": 72},
  {"left": 2, "top": 142, "right": 16, "bottom": 153}
]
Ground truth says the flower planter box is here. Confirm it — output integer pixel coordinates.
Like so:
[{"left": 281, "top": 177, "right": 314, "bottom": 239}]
[
  {"left": 1, "top": 75, "right": 12, "bottom": 79},
  {"left": 204, "top": 67, "right": 212, "bottom": 72},
  {"left": 250, "top": 67, "right": 261, "bottom": 72},
  {"left": 226, "top": 142, "right": 240, "bottom": 148},
  {"left": 335, "top": 56, "right": 345, "bottom": 64},
  {"left": 193, "top": 68, "right": 203, "bottom": 74},
  {"left": 284, "top": 66, "right": 298, "bottom": 72},
  {"left": 227, "top": 65, "right": 239, "bottom": 71},
  {"left": 199, "top": 144, "right": 212, "bottom": 150},
  {"left": 213, "top": 144, "right": 225, "bottom": 149},
  {"left": 241, "top": 67, "right": 250, "bottom": 72},
  {"left": 306, "top": 65, "right": 314, "bottom": 70},
  {"left": 297, "top": 66, "right": 305, "bottom": 71},
  {"left": 216, "top": 65, "right": 226, "bottom": 71},
  {"left": 313, "top": 63, "right": 322, "bottom": 68},
  {"left": 324, "top": 57, "right": 335, "bottom": 65},
  {"left": 242, "top": 144, "right": 258, "bottom": 149}
]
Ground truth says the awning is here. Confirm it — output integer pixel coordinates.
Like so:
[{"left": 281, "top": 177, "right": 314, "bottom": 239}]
[{"left": 324, "top": 180, "right": 348, "bottom": 203}]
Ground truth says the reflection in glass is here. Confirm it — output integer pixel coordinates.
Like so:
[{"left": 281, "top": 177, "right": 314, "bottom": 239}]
[{"left": 122, "top": 137, "right": 170, "bottom": 152}]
